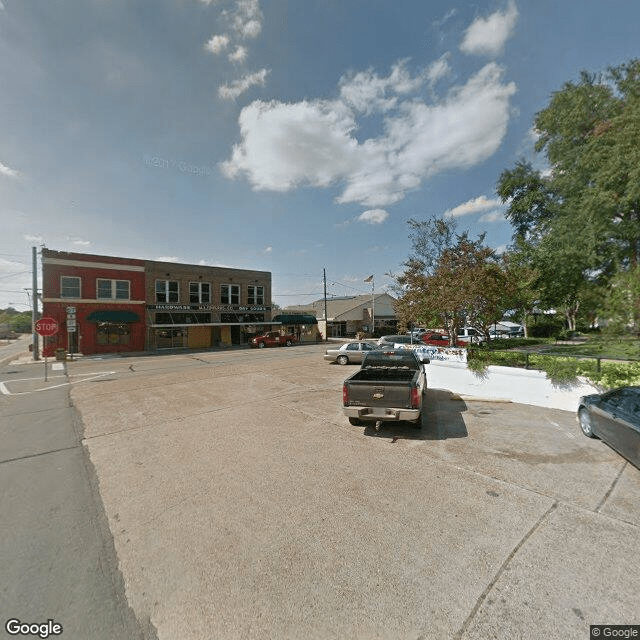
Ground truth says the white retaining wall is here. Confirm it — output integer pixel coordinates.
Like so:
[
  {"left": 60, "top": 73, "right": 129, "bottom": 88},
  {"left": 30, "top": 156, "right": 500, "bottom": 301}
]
[{"left": 426, "top": 360, "right": 601, "bottom": 412}]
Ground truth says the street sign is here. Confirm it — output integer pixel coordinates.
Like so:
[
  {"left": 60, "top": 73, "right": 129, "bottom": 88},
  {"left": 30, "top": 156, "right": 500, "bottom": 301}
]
[
  {"left": 67, "top": 317, "right": 77, "bottom": 328},
  {"left": 35, "top": 317, "right": 59, "bottom": 336},
  {"left": 66, "top": 306, "right": 76, "bottom": 314}
]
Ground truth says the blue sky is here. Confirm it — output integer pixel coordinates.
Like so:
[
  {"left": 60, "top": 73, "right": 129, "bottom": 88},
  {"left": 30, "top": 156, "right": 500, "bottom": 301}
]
[{"left": 1, "top": 0, "right": 639, "bottom": 311}]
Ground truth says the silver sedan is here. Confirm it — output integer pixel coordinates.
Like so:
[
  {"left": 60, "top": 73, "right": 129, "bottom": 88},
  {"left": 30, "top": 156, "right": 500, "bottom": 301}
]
[{"left": 323, "top": 341, "right": 378, "bottom": 365}]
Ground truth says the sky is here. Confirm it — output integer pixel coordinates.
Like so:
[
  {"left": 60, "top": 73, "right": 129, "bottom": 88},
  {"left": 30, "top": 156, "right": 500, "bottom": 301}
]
[{"left": 1, "top": 0, "right": 639, "bottom": 312}]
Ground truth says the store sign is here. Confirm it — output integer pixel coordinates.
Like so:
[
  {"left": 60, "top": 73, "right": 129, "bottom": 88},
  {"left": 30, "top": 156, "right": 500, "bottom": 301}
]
[{"left": 147, "top": 304, "right": 270, "bottom": 312}]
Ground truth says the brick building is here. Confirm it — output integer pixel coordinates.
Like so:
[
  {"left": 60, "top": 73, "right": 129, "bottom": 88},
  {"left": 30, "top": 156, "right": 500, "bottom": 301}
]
[
  {"left": 41, "top": 249, "right": 274, "bottom": 355},
  {"left": 145, "top": 258, "right": 272, "bottom": 350},
  {"left": 41, "top": 249, "right": 146, "bottom": 356}
]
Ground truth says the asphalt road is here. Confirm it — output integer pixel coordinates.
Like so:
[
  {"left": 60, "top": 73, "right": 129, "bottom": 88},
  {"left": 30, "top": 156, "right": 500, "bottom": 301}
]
[
  {"left": 0, "top": 359, "right": 152, "bottom": 640},
  {"left": 3, "top": 344, "right": 639, "bottom": 639}
]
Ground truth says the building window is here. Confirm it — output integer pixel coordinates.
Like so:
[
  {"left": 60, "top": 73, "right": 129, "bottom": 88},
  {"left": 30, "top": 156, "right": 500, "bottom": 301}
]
[
  {"left": 247, "top": 285, "right": 264, "bottom": 305},
  {"left": 96, "top": 323, "right": 130, "bottom": 346},
  {"left": 61, "top": 276, "right": 81, "bottom": 299},
  {"left": 156, "top": 280, "right": 179, "bottom": 303},
  {"left": 189, "top": 282, "right": 211, "bottom": 304},
  {"left": 221, "top": 284, "right": 240, "bottom": 305},
  {"left": 97, "top": 279, "right": 130, "bottom": 300}
]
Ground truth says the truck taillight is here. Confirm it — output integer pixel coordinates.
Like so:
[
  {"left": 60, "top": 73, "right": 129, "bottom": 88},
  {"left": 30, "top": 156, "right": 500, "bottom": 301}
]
[
  {"left": 411, "top": 387, "right": 420, "bottom": 408},
  {"left": 343, "top": 384, "right": 349, "bottom": 405}
]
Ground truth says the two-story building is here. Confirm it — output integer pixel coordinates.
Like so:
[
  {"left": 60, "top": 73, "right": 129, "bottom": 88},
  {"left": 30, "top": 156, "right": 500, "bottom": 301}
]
[
  {"left": 145, "top": 258, "right": 272, "bottom": 350},
  {"left": 41, "top": 249, "right": 274, "bottom": 355},
  {"left": 41, "top": 249, "right": 147, "bottom": 356}
]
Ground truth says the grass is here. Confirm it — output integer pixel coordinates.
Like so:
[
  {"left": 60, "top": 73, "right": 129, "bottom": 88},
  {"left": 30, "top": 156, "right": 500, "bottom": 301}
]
[
  {"left": 541, "top": 335, "right": 640, "bottom": 360},
  {"left": 467, "top": 334, "right": 640, "bottom": 388}
]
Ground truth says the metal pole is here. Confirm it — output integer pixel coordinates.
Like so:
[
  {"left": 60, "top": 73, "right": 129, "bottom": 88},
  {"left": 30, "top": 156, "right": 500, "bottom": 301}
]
[
  {"left": 32, "top": 246, "right": 40, "bottom": 360},
  {"left": 323, "top": 268, "right": 328, "bottom": 342},
  {"left": 371, "top": 277, "right": 375, "bottom": 337}
]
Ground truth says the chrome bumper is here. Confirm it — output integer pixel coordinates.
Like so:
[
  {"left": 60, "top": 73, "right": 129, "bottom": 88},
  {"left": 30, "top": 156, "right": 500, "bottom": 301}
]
[{"left": 343, "top": 406, "right": 421, "bottom": 422}]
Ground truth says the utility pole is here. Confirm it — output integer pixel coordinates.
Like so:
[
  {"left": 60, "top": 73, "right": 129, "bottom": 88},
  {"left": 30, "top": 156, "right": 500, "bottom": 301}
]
[
  {"left": 32, "top": 246, "right": 40, "bottom": 360},
  {"left": 323, "top": 268, "right": 328, "bottom": 342}
]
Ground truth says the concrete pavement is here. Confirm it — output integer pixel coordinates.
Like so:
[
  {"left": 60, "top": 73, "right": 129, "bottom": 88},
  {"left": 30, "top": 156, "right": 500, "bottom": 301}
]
[{"left": 58, "top": 345, "right": 639, "bottom": 639}]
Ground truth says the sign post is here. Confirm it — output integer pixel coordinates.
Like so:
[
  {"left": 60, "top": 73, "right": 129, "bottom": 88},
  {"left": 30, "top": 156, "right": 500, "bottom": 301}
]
[{"left": 35, "top": 317, "right": 59, "bottom": 381}]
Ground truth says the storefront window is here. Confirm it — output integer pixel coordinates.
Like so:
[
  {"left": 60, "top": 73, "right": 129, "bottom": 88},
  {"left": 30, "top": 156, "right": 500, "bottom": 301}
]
[
  {"left": 155, "top": 328, "right": 188, "bottom": 349},
  {"left": 155, "top": 312, "right": 212, "bottom": 324},
  {"left": 96, "top": 322, "right": 130, "bottom": 346}
]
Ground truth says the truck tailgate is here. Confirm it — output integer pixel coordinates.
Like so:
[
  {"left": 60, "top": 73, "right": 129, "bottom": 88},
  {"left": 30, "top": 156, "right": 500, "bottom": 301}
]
[{"left": 346, "top": 375, "right": 416, "bottom": 409}]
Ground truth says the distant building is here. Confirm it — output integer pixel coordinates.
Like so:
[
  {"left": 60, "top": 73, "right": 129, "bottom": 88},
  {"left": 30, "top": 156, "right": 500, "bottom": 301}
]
[
  {"left": 41, "top": 249, "right": 275, "bottom": 355},
  {"left": 284, "top": 293, "right": 397, "bottom": 337}
]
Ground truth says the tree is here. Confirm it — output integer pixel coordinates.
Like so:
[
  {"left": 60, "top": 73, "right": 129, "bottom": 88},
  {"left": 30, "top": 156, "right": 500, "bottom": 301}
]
[
  {"left": 394, "top": 219, "right": 513, "bottom": 344},
  {"left": 497, "top": 60, "right": 640, "bottom": 330}
]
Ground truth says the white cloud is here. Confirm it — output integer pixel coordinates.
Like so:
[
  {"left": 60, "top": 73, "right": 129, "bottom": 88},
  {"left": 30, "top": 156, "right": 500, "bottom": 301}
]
[
  {"left": 339, "top": 59, "right": 429, "bottom": 115},
  {"left": 0, "top": 161, "right": 20, "bottom": 179},
  {"left": 426, "top": 55, "right": 451, "bottom": 85},
  {"left": 358, "top": 209, "right": 389, "bottom": 224},
  {"left": 204, "top": 34, "right": 230, "bottom": 54},
  {"left": 479, "top": 210, "right": 505, "bottom": 223},
  {"left": 445, "top": 195, "right": 503, "bottom": 218},
  {"left": 156, "top": 256, "right": 179, "bottom": 262},
  {"left": 221, "top": 61, "right": 516, "bottom": 208},
  {"left": 218, "top": 68, "right": 269, "bottom": 100},
  {"left": 263, "top": 245, "right": 272, "bottom": 253},
  {"left": 460, "top": 0, "right": 518, "bottom": 57},
  {"left": 228, "top": 46, "right": 248, "bottom": 63},
  {"left": 66, "top": 237, "right": 91, "bottom": 247},
  {"left": 201, "top": 1, "right": 265, "bottom": 96},
  {"left": 24, "top": 234, "right": 44, "bottom": 243},
  {"left": 232, "top": 0, "right": 263, "bottom": 39}
]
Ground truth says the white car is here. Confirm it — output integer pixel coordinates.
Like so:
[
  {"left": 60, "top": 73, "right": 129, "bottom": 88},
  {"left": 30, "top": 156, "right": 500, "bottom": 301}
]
[
  {"left": 456, "top": 327, "right": 486, "bottom": 344},
  {"left": 406, "top": 327, "right": 428, "bottom": 338}
]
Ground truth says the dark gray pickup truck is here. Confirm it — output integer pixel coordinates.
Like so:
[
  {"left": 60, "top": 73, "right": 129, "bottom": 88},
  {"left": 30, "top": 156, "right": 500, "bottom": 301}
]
[{"left": 342, "top": 349, "right": 429, "bottom": 428}]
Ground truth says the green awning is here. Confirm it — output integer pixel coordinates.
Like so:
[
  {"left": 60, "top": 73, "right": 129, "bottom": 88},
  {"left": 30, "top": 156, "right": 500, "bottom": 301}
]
[
  {"left": 271, "top": 314, "right": 318, "bottom": 325},
  {"left": 86, "top": 310, "right": 141, "bottom": 323}
]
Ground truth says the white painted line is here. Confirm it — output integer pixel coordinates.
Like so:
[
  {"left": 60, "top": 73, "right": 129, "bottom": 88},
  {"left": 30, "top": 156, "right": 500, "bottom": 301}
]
[
  {"left": 0, "top": 371, "right": 117, "bottom": 396},
  {"left": 52, "top": 363, "right": 64, "bottom": 371}
]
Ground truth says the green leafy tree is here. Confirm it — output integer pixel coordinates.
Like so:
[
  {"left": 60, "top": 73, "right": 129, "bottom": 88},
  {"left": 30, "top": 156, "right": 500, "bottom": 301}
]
[
  {"left": 394, "top": 219, "right": 513, "bottom": 344},
  {"left": 498, "top": 60, "right": 640, "bottom": 331}
]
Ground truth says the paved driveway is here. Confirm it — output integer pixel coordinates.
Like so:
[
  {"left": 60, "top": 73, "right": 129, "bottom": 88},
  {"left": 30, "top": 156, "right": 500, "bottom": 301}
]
[{"left": 62, "top": 344, "right": 639, "bottom": 639}]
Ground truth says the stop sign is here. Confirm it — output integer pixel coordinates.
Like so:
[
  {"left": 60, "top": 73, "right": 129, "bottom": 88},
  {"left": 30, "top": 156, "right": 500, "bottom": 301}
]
[{"left": 35, "top": 317, "right": 59, "bottom": 336}]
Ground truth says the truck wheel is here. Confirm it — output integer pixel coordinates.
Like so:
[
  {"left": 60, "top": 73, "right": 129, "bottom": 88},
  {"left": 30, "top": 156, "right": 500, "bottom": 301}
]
[
  {"left": 337, "top": 355, "right": 348, "bottom": 365},
  {"left": 258, "top": 342, "right": 265, "bottom": 348},
  {"left": 348, "top": 417, "right": 364, "bottom": 426},
  {"left": 285, "top": 340, "right": 292, "bottom": 346}
]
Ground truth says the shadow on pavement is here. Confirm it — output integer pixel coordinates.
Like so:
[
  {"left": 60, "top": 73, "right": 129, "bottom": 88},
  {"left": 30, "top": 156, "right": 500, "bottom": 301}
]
[{"left": 362, "top": 389, "right": 468, "bottom": 441}]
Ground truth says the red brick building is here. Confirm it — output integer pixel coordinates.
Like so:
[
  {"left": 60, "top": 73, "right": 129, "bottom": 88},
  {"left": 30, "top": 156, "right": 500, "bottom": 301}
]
[{"left": 41, "top": 249, "right": 146, "bottom": 356}]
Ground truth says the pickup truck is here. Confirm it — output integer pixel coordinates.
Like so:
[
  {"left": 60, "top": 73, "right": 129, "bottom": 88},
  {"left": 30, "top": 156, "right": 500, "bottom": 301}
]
[
  {"left": 250, "top": 331, "right": 297, "bottom": 348},
  {"left": 342, "top": 349, "right": 429, "bottom": 428}
]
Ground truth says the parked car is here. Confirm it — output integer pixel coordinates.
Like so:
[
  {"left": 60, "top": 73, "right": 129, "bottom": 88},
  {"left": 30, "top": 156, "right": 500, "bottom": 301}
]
[
  {"left": 456, "top": 327, "right": 485, "bottom": 344},
  {"left": 406, "top": 327, "right": 428, "bottom": 338},
  {"left": 420, "top": 332, "right": 453, "bottom": 346},
  {"left": 577, "top": 387, "right": 640, "bottom": 469},
  {"left": 324, "top": 341, "right": 378, "bottom": 365},
  {"left": 250, "top": 331, "right": 297, "bottom": 348},
  {"left": 377, "top": 334, "right": 415, "bottom": 347}
]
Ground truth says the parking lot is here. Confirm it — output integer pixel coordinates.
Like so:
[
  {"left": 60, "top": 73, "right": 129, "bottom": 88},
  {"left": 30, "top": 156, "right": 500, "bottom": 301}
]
[{"left": 59, "top": 344, "right": 640, "bottom": 638}]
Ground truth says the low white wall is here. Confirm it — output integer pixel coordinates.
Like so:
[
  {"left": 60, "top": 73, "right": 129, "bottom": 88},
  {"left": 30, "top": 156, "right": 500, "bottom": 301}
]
[{"left": 426, "top": 360, "right": 601, "bottom": 412}]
